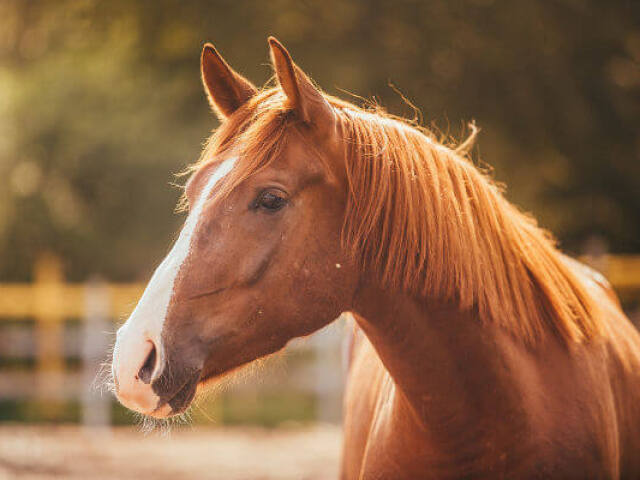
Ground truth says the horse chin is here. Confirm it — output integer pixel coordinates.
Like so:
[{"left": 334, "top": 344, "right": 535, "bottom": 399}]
[
  {"left": 150, "top": 374, "right": 199, "bottom": 418},
  {"left": 148, "top": 402, "right": 174, "bottom": 419}
]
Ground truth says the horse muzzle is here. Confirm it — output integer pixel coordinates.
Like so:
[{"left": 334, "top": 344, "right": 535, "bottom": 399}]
[{"left": 112, "top": 323, "right": 165, "bottom": 416}]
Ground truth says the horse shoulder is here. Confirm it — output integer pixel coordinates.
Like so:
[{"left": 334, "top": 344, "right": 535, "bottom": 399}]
[{"left": 562, "top": 255, "right": 640, "bottom": 476}]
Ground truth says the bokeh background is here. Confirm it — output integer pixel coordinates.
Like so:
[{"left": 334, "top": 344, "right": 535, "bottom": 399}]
[{"left": 0, "top": 1, "right": 639, "bottom": 478}]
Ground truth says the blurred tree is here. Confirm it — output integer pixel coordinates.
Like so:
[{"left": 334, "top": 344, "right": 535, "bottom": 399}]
[{"left": 0, "top": 0, "right": 638, "bottom": 282}]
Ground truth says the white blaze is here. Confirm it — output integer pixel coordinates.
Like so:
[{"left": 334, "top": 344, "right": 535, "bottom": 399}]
[{"left": 113, "top": 157, "right": 236, "bottom": 391}]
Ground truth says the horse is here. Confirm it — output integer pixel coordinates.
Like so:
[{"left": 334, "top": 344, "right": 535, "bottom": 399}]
[{"left": 111, "top": 37, "right": 640, "bottom": 479}]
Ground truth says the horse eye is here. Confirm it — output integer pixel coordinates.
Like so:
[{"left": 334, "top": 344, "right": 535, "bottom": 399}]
[{"left": 254, "top": 189, "right": 287, "bottom": 212}]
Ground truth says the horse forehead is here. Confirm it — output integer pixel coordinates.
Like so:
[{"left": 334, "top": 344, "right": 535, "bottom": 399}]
[
  {"left": 269, "top": 135, "right": 331, "bottom": 180},
  {"left": 189, "top": 134, "right": 325, "bottom": 203},
  {"left": 186, "top": 159, "right": 231, "bottom": 202}
]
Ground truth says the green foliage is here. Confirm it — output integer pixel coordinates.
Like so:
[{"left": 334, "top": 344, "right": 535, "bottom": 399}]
[
  {"left": 195, "top": 391, "right": 317, "bottom": 427},
  {"left": 0, "top": 0, "right": 638, "bottom": 281},
  {"left": 0, "top": 399, "right": 80, "bottom": 423}
]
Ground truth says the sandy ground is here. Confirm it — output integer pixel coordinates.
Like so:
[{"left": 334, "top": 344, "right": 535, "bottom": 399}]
[{"left": 0, "top": 424, "right": 342, "bottom": 480}]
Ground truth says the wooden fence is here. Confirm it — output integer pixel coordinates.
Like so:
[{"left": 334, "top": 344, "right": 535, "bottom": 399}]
[{"left": 0, "top": 253, "right": 639, "bottom": 426}]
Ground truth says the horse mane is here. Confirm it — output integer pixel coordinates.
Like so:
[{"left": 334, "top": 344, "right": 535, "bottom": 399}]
[{"left": 190, "top": 87, "right": 603, "bottom": 346}]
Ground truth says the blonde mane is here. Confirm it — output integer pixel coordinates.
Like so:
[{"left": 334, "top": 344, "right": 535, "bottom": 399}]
[{"left": 191, "top": 87, "right": 602, "bottom": 346}]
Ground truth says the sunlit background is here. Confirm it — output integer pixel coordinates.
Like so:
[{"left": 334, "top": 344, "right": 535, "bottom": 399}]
[{"left": 0, "top": 1, "right": 639, "bottom": 478}]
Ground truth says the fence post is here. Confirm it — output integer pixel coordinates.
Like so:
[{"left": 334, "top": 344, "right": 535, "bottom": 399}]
[
  {"left": 34, "top": 253, "right": 65, "bottom": 415},
  {"left": 82, "top": 276, "right": 112, "bottom": 430}
]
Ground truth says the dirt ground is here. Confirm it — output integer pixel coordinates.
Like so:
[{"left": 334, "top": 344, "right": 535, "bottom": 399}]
[{"left": 0, "top": 424, "right": 342, "bottom": 480}]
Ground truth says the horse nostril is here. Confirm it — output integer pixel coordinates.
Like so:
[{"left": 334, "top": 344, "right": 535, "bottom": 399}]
[{"left": 137, "top": 342, "right": 157, "bottom": 385}]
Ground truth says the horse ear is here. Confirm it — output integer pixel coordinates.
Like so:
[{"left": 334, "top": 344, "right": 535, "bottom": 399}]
[
  {"left": 201, "top": 43, "right": 257, "bottom": 119},
  {"left": 268, "top": 37, "right": 334, "bottom": 126}
]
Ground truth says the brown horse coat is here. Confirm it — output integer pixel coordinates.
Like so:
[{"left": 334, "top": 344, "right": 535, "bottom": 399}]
[{"left": 111, "top": 38, "right": 640, "bottom": 479}]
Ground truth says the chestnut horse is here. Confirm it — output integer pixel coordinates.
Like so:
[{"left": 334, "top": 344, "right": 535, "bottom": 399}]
[{"left": 112, "top": 37, "right": 640, "bottom": 478}]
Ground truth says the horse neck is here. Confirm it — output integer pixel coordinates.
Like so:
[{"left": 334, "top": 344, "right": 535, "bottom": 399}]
[{"left": 351, "top": 281, "right": 542, "bottom": 434}]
